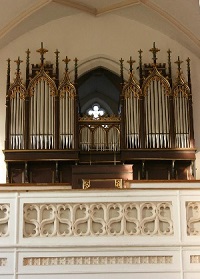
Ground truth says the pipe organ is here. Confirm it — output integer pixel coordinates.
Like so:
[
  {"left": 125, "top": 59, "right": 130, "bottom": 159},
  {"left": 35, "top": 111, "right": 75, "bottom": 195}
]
[{"left": 4, "top": 43, "right": 196, "bottom": 185}]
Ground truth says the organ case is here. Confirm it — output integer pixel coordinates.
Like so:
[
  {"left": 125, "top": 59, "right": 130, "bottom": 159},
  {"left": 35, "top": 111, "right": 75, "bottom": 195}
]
[{"left": 3, "top": 43, "right": 196, "bottom": 185}]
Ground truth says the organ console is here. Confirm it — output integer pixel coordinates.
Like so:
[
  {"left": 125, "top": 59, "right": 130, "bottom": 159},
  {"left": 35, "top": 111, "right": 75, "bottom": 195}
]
[{"left": 3, "top": 42, "right": 196, "bottom": 186}]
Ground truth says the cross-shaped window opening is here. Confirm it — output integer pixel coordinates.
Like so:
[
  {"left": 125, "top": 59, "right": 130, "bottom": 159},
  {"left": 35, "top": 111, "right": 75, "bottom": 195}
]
[{"left": 87, "top": 103, "right": 105, "bottom": 119}]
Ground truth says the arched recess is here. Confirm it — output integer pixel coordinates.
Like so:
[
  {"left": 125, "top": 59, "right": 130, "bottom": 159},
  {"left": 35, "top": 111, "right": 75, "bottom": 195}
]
[
  {"left": 72, "top": 55, "right": 128, "bottom": 116},
  {"left": 77, "top": 66, "right": 122, "bottom": 116},
  {"left": 75, "top": 55, "right": 128, "bottom": 78}
]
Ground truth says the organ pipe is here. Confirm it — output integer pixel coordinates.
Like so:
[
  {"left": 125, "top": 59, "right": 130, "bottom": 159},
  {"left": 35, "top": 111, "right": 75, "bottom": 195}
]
[
  {"left": 29, "top": 73, "right": 56, "bottom": 149},
  {"left": 122, "top": 69, "right": 141, "bottom": 149},
  {"left": 58, "top": 57, "right": 76, "bottom": 149},
  {"left": 173, "top": 57, "right": 191, "bottom": 149},
  {"left": 8, "top": 58, "right": 26, "bottom": 149},
  {"left": 5, "top": 43, "right": 195, "bottom": 154},
  {"left": 142, "top": 67, "right": 171, "bottom": 149}
]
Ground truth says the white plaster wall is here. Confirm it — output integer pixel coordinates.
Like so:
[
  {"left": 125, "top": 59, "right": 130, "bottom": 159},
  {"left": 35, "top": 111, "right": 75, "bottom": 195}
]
[{"left": 0, "top": 13, "right": 200, "bottom": 181}]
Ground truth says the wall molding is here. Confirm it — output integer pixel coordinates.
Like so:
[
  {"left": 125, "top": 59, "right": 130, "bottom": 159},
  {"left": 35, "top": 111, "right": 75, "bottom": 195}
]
[{"left": 23, "top": 255, "right": 173, "bottom": 266}]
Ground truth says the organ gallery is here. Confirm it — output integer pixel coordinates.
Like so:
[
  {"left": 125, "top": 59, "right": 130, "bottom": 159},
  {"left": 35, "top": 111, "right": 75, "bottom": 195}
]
[{"left": 3, "top": 43, "right": 196, "bottom": 186}]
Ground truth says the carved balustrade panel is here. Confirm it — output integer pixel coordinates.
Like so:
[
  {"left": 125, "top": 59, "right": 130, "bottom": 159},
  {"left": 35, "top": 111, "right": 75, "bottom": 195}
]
[
  {"left": 190, "top": 255, "right": 200, "bottom": 263},
  {"left": 186, "top": 201, "right": 200, "bottom": 235},
  {"left": 23, "top": 202, "right": 174, "bottom": 237},
  {"left": 0, "top": 258, "right": 7, "bottom": 266},
  {"left": 0, "top": 204, "right": 10, "bottom": 237}
]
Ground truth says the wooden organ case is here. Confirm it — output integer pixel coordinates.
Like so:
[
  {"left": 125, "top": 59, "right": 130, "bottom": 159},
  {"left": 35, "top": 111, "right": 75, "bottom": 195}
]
[{"left": 3, "top": 43, "right": 196, "bottom": 187}]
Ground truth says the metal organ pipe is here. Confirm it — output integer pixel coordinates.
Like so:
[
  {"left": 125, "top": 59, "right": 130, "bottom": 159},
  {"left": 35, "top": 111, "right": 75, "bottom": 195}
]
[
  {"left": 81, "top": 126, "right": 92, "bottom": 151},
  {"left": 7, "top": 48, "right": 193, "bottom": 157},
  {"left": 17, "top": 95, "right": 20, "bottom": 148},
  {"left": 39, "top": 80, "right": 42, "bottom": 148},
  {"left": 29, "top": 79, "right": 55, "bottom": 150},
  {"left": 59, "top": 84, "right": 75, "bottom": 150},
  {"left": 59, "top": 94, "right": 62, "bottom": 148},
  {"left": 108, "top": 127, "right": 120, "bottom": 151},
  {"left": 65, "top": 93, "right": 68, "bottom": 148},
  {"left": 124, "top": 85, "right": 140, "bottom": 149},
  {"left": 174, "top": 88, "right": 190, "bottom": 148},
  {"left": 94, "top": 127, "right": 106, "bottom": 151},
  {"left": 184, "top": 96, "right": 189, "bottom": 147},
  {"left": 10, "top": 91, "right": 25, "bottom": 150},
  {"left": 10, "top": 97, "right": 14, "bottom": 148},
  {"left": 68, "top": 93, "right": 71, "bottom": 148},
  {"left": 144, "top": 77, "right": 170, "bottom": 149},
  {"left": 71, "top": 96, "right": 74, "bottom": 149},
  {"left": 64, "top": 94, "right": 66, "bottom": 149},
  {"left": 47, "top": 83, "right": 50, "bottom": 149}
]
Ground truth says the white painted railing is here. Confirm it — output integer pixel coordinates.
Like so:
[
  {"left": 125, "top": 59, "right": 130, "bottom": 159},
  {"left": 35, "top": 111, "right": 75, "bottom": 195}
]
[{"left": 1, "top": 182, "right": 200, "bottom": 278}]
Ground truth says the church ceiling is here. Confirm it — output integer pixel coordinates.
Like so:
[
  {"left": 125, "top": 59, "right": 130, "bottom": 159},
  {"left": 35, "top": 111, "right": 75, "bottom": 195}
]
[{"left": 0, "top": 0, "right": 199, "bottom": 56}]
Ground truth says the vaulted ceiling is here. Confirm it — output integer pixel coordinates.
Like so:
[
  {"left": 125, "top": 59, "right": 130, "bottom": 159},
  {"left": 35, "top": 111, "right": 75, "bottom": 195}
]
[{"left": 1, "top": 0, "right": 200, "bottom": 56}]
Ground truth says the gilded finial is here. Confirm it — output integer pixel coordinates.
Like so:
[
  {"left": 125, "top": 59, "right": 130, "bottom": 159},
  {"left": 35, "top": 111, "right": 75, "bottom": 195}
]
[
  {"left": 175, "top": 56, "right": 183, "bottom": 72},
  {"left": 138, "top": 49, "right": 143, "bottom": 86},
  {"left": 119, "top": 58, "right": 124, "bottom": 64},
  {"left": 149, "top": 42, "right": 160, "bottom": 64},
  {"left": 74, "top": 57, "right": 78, "bottom": 83},
  {"left": 186, "top": 57, "right": 191, "bottom": 73},
  {"left": 119, "top": 58, "right": 124, "bottom": 71},
  {"left": 119, "top": 58, "right": 124, "bottom": 85},
  {"left": 186, "top": 57, "right": 191, "bottom": 89},
  {"left": 26, "top": 49, "right": 30, "bottom": 64},
  {"left": 54, "top": 49, "right": 60, "bottom": 56},
  {"left": 167, "top": 49, "right": 172, "bottom": 56},
  {"left": 14, "top": 57, "right": 23, "bottom": 73},
  {"left": 25, "top": 49, "right": 30, "bottom": 87},
  {"left": 127, "top": 56, "right": 135, "bottom": 73},
  {"left": 119, "top": 58, "right": 124, "bottom": 74},
  {"left": 6, "top": 58, "right": 11, "bottom": 92},
  {"left": 74, "top": 57, "right": 78, "bottom": 64},
  {"left": 167, "top": 49, "right": 172, "bottom": 63},
  {"left": 167, "top": 49, "right": 172, "bottom": 83},
  {"left": 26, "top": 49, "right": 31, "bottom": 56},
  {"left": 138, "top": 49, "right": 143, "bottom": 66},
  {"left": 63, "top": 56, "right": 71, "bottom": 71},
  {"left": 36, "top": 42, "right": 48, "bottom": 65},
  {"left": 186, "top": 57, "right": 191, "bottom": 64},
  {"left": 138, "top": 49, "right": 143, "bottom": 57}
]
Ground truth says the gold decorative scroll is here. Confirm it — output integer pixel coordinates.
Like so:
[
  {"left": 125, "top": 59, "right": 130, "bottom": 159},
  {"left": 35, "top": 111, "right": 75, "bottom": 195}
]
[
  {"left": 58, "top": 71, "right": 76, "bottom": 99},
  {"left": 82, "top": 179, "right": 90, "bottom": 189},
  {"left": 79, "top": 115, "right": 120, "bottom": 122},
  {"left": 82, "top": 178, "right": 123, "bottom": 189},
  {"left": 122, "top": 73, "right": 141, "bottom": 99},
  {"left": 8, "top": 73, "right": 26, "bottom": 99},
  {"left": 27, "top": 66, "right": 57, "bottom": 97},
  {"left": 172, "top": 74, "right": 190, "bottom": 98},
  {"left": 142, "top": 66, "right": 171, "bottom": 96}
]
